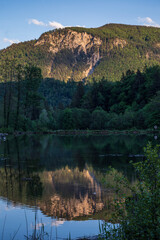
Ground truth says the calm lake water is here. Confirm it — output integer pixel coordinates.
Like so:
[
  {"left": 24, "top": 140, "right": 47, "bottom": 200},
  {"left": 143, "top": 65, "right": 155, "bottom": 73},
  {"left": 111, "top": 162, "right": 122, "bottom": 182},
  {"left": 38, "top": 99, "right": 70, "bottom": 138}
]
[{"left": 0, "top": 134, "right": 159, "bottom": 239}]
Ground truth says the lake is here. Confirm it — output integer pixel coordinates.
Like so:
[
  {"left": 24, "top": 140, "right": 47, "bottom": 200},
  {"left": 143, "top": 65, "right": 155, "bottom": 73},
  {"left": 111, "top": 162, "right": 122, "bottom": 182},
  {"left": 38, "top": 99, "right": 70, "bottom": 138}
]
[{"left": 0, "top": 134, "right": 158, "bottom": 239}]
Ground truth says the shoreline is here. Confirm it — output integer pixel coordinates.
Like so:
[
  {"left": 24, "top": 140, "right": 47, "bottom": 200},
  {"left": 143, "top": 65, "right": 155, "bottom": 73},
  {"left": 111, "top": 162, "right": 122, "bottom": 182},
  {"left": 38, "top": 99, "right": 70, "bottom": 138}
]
[{"left": 1, "top": 129, "right": 159, "bottom": 136}]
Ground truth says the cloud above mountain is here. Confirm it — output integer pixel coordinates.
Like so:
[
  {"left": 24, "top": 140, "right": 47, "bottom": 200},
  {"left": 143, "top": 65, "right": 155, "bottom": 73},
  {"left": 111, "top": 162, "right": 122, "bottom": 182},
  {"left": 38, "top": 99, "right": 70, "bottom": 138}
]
[
  {"left": 28, "top": 19, "right": 46, "bottom": 26},
  {"left": 137, "top": 17, "right": 160, "bottom": 27},
  {"left": 28, "top": 19, "right": 85, "bottom": 29},
  {"left": 28, "top": 19, "right": 64, "bottom": 29},
  {"left": 3, "top": 38, "right": 20, "bottom": 44},
  {"left": 48, "top": 21, "right": 64, "bottom": 29}
]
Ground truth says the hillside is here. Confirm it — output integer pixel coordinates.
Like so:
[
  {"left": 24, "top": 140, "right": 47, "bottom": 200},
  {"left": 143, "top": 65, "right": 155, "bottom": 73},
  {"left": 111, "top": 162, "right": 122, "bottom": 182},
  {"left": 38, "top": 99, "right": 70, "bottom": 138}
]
[{"left": 1, "top": 23, "right": 160, "bottom": 82}]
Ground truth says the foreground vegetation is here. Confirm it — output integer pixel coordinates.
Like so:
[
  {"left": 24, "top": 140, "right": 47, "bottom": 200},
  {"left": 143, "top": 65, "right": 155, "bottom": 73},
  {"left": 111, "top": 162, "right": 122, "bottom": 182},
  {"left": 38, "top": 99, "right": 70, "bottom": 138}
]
[{"left": 99, "top": 143, "right": 160, "bottom": 240}]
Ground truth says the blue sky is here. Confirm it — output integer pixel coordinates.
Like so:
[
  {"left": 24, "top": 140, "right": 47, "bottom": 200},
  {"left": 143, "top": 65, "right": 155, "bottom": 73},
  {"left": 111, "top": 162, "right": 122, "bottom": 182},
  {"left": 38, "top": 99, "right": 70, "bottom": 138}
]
[{"left": 1, "top": 0, "right": 160, "bottom": 49}]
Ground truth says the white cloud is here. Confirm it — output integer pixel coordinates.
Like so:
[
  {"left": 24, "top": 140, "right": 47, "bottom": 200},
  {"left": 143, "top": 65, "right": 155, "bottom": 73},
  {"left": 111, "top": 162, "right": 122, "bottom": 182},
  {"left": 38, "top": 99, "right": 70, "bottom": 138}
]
[
  {"left": 137, "top": 17, "right": 160, "bottom": 27},
  {"left": 31, "top": 222, "right": 47, "bottom": 230},
  {"left": 76, "top": 25, "right": 86, "bottom": 28},
  {"left": 28, "top": 19, "right": 46, "bottom": 26},
  {"left": 31, "top": 220, "right": 65, "bottom": 230},
  {"left": 51, "top": 220, "right": 65, "bottom": 227},
  {"left": 48, "top": 21, "right": 64, "bottom": 29},
  {"left": 3, "top": 38, "right": 20, "bottom": 45},
  {"left": 28, "top": 19, "right": 64, "bottom": 29},
  {"left": 145, "top": 17, "right": 154, "bottom": 24},
  {"left": 28, "top": 18, "right": 86, "bottom": 30},
  {"left": 138, "top": 17, "right": 154, "bottom": 24}
]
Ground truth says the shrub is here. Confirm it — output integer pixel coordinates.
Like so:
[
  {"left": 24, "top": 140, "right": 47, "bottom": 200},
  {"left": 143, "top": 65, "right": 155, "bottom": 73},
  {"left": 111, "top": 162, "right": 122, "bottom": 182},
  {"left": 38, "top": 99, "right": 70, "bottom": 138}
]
[{"left": 99, "top": 143, "right": 160, "bottom": 240}]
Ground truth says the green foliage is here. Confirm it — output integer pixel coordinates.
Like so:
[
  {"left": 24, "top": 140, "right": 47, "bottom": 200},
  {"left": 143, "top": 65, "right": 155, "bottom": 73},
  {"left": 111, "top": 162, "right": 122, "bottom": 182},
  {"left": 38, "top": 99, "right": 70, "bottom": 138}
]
[
  {"left": 82, "top": 79, "right": 112, "bottom": 111},
  {"left": 90, "top": 107, "right": 108, "bottom": 129},
  {"left": 39, "top": 78, "right": 77, "bottom": 108},
  {"left": 72, "top": 108, "right": 91, "bottom": 129},
  {"left": 39, "top": 109, "right": 49, "bottom": 125},
  {"left": 24, "top": 65, "right": 43, "bottom": 120},
  {"left": 0, "top": 63, "right": 160, "bottom": 131},
  {"left": 143, "top": 92, "right": 160, "bottom": 127},
  {"left": 57, "top": 108, "right": 75, "bottom": 130},
  {"left": 70, "top": 24, "right": 160, "bottom": 44},
  {"left": 71, "top": 81, "right": 85, "bottom": 108},
  {"left": 99, "top": 143, "right": 160, "bottom": 240}
]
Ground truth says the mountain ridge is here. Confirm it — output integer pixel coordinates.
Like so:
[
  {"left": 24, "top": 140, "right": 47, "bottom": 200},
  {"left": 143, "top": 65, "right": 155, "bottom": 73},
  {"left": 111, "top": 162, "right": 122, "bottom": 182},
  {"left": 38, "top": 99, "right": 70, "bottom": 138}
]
[{"left": 1, "top": 23, "right": 160, "bottom": 82}]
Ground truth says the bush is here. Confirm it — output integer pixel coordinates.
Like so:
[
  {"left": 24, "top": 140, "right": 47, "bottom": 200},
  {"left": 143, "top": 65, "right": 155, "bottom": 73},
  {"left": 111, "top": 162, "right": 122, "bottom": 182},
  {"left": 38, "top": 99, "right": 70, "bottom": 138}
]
[
  {"left": 72, "top": 108, "right": 91, "bottom": 129},
  {"left": 99, "top": 143, "right": 160, "bottom": 240},
  {"left": 90, "top": 107, "right": 108, "bottom": 129},
  {"left": 57, "top": 108, "right": 75, "bottom": 130}
]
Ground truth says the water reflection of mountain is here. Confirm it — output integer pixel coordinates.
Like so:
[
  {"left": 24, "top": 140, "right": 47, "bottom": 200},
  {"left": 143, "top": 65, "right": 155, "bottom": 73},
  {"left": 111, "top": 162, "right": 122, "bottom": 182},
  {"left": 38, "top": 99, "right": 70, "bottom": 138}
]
[
  {"left": 39, "top": 167, "right": 114, "bottom": 219},
  {"left": 0, "top": 134, "right": 156, "bottom": 220},
  {"left": 0, "top": 166, "right": 113, "bottom": 220}
]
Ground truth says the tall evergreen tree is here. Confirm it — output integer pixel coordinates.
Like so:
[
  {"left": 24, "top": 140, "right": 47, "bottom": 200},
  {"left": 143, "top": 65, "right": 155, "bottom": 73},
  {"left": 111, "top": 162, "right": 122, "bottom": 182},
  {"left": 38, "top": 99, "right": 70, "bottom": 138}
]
[
  {"left": 24, "top": 66, "right": 43, "bottom": 120},
  {"left": 14, "top": 64, "right": 23, "bottom": 130},
  {"left": 71, "top": 81, "right": 85, "bottom": 108}
]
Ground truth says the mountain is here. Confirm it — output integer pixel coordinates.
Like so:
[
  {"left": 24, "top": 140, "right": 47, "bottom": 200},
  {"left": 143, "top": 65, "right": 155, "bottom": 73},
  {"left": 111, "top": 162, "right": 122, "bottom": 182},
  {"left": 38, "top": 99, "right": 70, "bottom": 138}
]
[{"left": 1, "top": 23, "right": 160, "bottom": 82}]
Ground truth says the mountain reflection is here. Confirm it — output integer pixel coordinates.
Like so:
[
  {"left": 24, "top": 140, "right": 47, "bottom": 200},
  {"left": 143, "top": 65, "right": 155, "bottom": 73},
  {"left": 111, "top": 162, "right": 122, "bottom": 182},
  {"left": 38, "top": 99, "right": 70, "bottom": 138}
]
[
  {"left": 0, "top": 134, "right": 151, "bottom": 220},
  {"left": 0, "top": 165, "right": 112, "bottom": 219},
  {"left": 38, "top": 167, "right": 110, "bottom": 219}
]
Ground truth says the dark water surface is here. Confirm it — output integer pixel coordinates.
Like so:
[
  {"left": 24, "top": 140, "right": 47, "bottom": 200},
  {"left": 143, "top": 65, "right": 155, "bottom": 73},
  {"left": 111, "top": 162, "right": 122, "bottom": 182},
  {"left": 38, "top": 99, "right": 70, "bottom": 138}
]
[{"left": 0, "top": 134, "right": 158, "bottom": 239}]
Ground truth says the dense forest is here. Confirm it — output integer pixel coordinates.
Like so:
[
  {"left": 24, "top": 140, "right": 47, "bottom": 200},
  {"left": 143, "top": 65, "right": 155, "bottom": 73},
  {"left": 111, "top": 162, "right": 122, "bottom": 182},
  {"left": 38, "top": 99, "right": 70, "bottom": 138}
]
[{"left": 0, "top": 59, "right": 160, "bottom": 132}]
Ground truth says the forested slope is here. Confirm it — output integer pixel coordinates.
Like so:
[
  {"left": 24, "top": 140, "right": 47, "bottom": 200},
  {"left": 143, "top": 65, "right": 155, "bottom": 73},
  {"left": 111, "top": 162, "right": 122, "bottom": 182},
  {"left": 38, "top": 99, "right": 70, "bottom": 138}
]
[{"left": 1, "top": 24, "right": 160, "bottom": 82}]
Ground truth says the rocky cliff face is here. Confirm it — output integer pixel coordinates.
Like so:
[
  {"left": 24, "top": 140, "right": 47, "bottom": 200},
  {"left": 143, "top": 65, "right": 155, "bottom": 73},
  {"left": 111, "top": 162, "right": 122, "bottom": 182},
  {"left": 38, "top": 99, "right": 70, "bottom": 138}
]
[
  {"left": 35, "top": 29, "right": 103, "bottom": 81},
  {"left": 36, "top": 30, "right": 102, "bottom": 55}
]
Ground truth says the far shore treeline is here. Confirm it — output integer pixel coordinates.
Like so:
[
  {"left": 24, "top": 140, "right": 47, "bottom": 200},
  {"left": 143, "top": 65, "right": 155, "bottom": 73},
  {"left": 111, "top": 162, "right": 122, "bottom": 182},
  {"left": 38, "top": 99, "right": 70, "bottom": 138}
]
[{"left": 0, "top": 60, "right": 160, "bottom": 132}]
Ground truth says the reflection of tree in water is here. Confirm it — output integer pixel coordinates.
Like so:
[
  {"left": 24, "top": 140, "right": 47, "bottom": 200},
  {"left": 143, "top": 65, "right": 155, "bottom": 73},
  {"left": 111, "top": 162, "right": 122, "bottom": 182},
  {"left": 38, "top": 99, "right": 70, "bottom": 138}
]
[
  {"left": 0, "top": 166, "right": 43, "bottom": 202},
  {"left": 26, "top": 175, "right": 43, "bottom": 198},
  {"left": 0, "top": 134, "right": 156, "bottom": 173},
  {"left": 0, "top": 137, "right": 43, "bottom": 202},
  {"left": 74, "top": 149, "right": 85, "bottom": 172}
]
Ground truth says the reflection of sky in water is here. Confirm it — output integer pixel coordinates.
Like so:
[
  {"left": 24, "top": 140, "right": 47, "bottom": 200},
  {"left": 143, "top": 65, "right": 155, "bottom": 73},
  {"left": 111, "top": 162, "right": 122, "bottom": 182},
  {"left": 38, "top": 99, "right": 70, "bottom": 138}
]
[{"left": 0, "top": 198, "right": 102, "bottom": 240}]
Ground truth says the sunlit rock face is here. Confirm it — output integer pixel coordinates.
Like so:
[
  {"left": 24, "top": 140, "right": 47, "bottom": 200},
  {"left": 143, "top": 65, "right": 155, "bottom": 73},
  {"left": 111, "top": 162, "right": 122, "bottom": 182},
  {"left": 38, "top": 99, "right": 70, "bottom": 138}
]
[
  {"left": 34, "top": 28, "right": 130, "bottom": 81},
  {"left": 36, "top": 30, "right": 102, "bottom": 55},
  {"left": 38, "top": 167, "right": 113, "bottom": 219},
  {"left": 35, "top": 29, "right": 102, "bottom": 81}
]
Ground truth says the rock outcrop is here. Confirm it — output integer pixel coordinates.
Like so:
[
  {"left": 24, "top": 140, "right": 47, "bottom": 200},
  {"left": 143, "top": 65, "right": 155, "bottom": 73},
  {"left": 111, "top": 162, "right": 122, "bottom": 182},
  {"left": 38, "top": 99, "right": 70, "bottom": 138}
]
[{"left": 35, "top": 29, "right": 102, "bottom": 80}]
